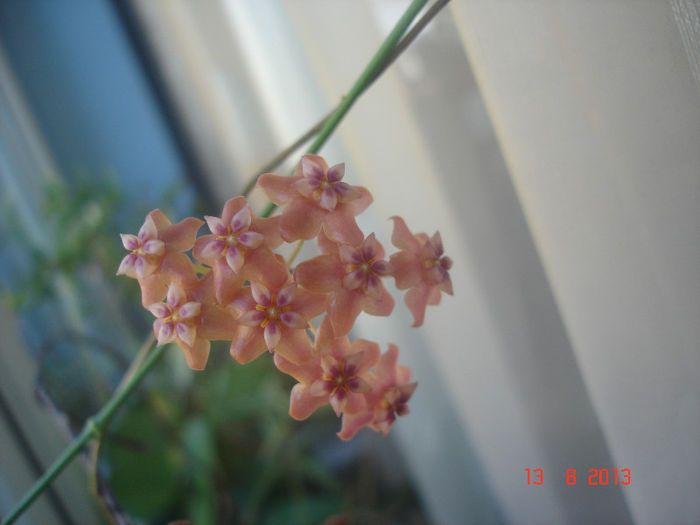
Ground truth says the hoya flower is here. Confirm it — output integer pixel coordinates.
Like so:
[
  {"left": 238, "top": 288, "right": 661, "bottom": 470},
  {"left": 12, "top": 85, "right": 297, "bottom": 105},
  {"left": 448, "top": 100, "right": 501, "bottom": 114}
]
[
  {"left": 118, "top": 210, "right": 202, "bottom": 306},
  {"left": 274, "top": 316, "right": 380, "bottom": 424},
  {"left": 257, "top": 154, "right": 372, "bottom": 246},
  {"left": 229, "top": 280, "right": 326, "bottom": 365},
  {"left": 193, "top": 197, "right": 287, "bottom": 304},
  {"left": 388, "top": 216, "right": 453, "bottom": 327},
  {"left": 146, "top": 274, "right": 235, "bottom": 370},
  {"left": 294, "top": 232, "right": 393, "bottom": 336},
  {"left": 338, "top": 343, "right": 417, "bottom": 440}
]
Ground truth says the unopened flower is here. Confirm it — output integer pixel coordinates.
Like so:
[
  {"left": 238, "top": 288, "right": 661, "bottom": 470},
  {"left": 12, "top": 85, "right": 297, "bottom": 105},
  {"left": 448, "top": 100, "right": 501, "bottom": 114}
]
[
  {"left": 257, "top": 154, "right": 372, "bottom": 245},
  {"left": 338, "top": 343, "right": 416, "bottom": 440},
  {"left": 193, "top": 197, "right": 287, "bottom": 304},
  {"left": 118, "top": 210, "right": 202, "bottom": 306},
  {"left": 229, "top": 280, "right": 326, "bottom": 365},
  {"left": 389, "top": 216, "right": 452, "bottom": 327},
  {"left": 295, "top": 232, "right": 393, "bottom": 336},
  {"left": 274, "top": 316, "right": 379, "bottom": 423},
  {"left": 147, "top": 275, "right": 234, "bottom": 370}
]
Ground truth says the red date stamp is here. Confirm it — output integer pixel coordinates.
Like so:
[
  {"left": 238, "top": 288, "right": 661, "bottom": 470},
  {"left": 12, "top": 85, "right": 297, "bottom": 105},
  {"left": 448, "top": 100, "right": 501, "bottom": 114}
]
[{"left": 525, "top": 468, "right": 631, "bottom": 485}]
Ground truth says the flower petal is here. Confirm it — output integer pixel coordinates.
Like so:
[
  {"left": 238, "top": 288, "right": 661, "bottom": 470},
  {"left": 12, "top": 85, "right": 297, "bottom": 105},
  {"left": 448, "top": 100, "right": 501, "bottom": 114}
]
[
  {"left": 338, "top": 410, "right": 374, "bottom": 440},
  {"left": 365, "top": 273, "right": 383, "bottom": 299},
  {"left": 250, "top": 281, "right": 271, "bottom": 306},
  {"left": 238, "top": 309, "right": 266, "bottom": 327},
  {"left": 276, "top": 283, "right": 296, "bottom": 307},
  {"left": 329, "top": 389, "right": 348, "bottom": 416},
  {"left": 159, "top": 217, "right": 203, "bottom": 252},
  {"left": 263, "top": 321, "right": 281, "bottom": 350},
  {"left": 116, "top": 253, "right": 137, "bottom": 276},
  {"left": 257, "top": 174, "right": 300, "bottom": 204},
  {"left": 229, "top": 326, "right": 267, "bottom": 364},
  {"left": 363, "top": 283, "right": 394, "bottom": 317},
  {"left": 344, "top": 351, "right": 365, "bottom": 376},
  {"left": 178, "top": 301, "right": 201, "bottom": 319},
  {"left": 179, "top": 338, "right": 210, "bottom": 371},
  {"left": 279, "top": 311, "right": 306, "bottom": 329},
  {"left": 205, "top": 215, "right": 228, "bottom": 236},
  {"left": 343, "top": 270, "right": 365, "bottom": 290},
  {"left": 160, "top": 252, "right": 198, "bottom": 288},
  {"left": 309, "top": 379, "right": 333, "bottom": 397},
  {"left": 275, "top": 328, "right": 314, "bottom": 365},
  {"left": 176, "top": 322, "right": 197, "bottom": 347},
  {"left": 138, "top": 273, "right": 168, "bottom": 306},
  {"left": 293, "top": 177, "right": 320, "bottom": 199},
  {"left": 388, "top": 251, "right": 422, "bottom": 289},
  {"left": 390, "top": 216, "right": 421, "bottom": 252},
  {"left": 166, "top": 283, "right": 186, "bottom": 308},
  {"left": 290, "top": 287, "right": 327, "bottom": 320},
  {"left": 333, "top": 182, "right": 363, "bottom": 203},
  {"left": 156, "top": 321, "right": 175, "bottom": 346},
  {"left": 294, "top": 254, "right": 343, "bottom": 293},
  {"left": 138, "top": 215, "right": 158, "bottom": 241},
  {"left": 278, "top": 198, "right": 324, "bottom": 242},
  {"left": 237, "top": 231, "right": 264, "bottom": 249},
  {"left": 362, "top": 233, "right": 380, "bottom": 261},
  {"left": 241, "top": 248, "right": 289, "bottom": 289},
  {"left": 120, "top": 233, "right": 139, "bottom": 251},
  {"left": 195, "top": 237, "right": 226, "bottom": 262},
  {"left": 273, "top": 352, "right": 321, "bottom": 384},
  {"left": 301, "top": 155, "right": 325, "bottom": 180},
  {"left": 147, "top": 302, "right": 170, "bottom": 319},
  {"left": 143, "top": 239, "right": 165, "bottom": 256},
  {"left": 318, "top": 188, "right": 338, "bottom": 211},
  {"left": 198, "top": 303, "right": 235, "bottom": 340},
  {"left": 321, "top": 209, "right": 364, "bottom": 246},
  {"left": 326, "top": 163, "right": 345, "bottom": 182},
  {"left": 230, "top": 204, "right": 252, "bottom": 233},
  {"left": 289, "top": 383, "right": 328, "bottom": 420},
  {"left": 371, "top": 260, "right": 391, "bottom": 276},
  {"left": 404, "top": 283, "right": 431, "bottom": 327},
  {"left": 225, "top": 245, "right": 245, "bottom": 273},
  {"left": 329, "top": 288, "right": 364, "bottom": 337},
  {"left": 338, "top": 245, "right": 361, "bottom": 265}
]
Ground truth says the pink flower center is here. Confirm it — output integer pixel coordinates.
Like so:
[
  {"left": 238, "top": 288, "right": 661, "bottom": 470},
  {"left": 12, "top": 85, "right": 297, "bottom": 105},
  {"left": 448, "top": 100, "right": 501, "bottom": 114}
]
[
  {"left": 323, "top": 361, "right": 361, "bottom": 397},
  {"left": 255, "top": 294, "right": 290, "bottom": 328}
]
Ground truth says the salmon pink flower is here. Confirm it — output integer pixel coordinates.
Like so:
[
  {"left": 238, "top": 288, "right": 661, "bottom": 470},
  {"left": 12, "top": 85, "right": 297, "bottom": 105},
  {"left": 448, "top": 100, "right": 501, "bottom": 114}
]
[
  {"left": 338, "top": 344, "right": 416, "bottom": 440},
  {"left": 257, "top": 154, "right": 372, "bottom": 245},
  {"left": 274, "top": 316, "right": 380, "bottom": 422},
  {"left": 193, "top": 197, "right": 287, "bottom": 304},
  {"left": 389, "top": 216, "right": 453, "bottom": 327},
  {"left": 117, "top": 210, "right": 202, "bottom": 306},
  {"left": 229, "top": 280, "right": 326, "bottom": 365},
  {"left": 295, "top": 232, "right": 393, "bottom": 336},
  {"left": 147, "top": 274, "right": 235, "bottom": 370}
]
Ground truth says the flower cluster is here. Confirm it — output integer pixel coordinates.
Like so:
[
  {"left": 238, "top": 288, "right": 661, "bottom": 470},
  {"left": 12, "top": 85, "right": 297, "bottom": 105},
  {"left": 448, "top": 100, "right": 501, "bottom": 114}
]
[{"left": 118, "top": 154, "right": 452, "bottom": 439}]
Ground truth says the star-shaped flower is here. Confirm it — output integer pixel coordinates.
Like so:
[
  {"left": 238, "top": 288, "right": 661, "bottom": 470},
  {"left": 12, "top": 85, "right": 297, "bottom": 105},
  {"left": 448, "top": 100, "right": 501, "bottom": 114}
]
[
  {"left": 388, "top": 216, "right": 452, "bottom": 327},
  {"left": 146, "top": 274, "right": 235, "bottom": 370},
  {"left": 117, "top": 210, "right": 202, "bottom": 306},
  {"left": 338, "top": 343, "right": 416, "bottom": 440},
  {"left": 229, "top": 280, "right": 326, "bottom": 365},
  {"left": 257, "top": 154, "right": 372, "bottom": 245},
  {"left": 193, "top": 197, "right": 287, "bottom": 304},
  {"left": 274, "top": 316, "right": 380, "bottom": 422},
  {"left": 294, "top": 232, "right": 394, "bottom": 336}
]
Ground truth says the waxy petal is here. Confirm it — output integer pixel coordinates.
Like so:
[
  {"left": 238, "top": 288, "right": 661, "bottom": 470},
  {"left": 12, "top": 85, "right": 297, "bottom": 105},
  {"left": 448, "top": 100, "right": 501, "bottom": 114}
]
[
  {"left": 363, "top": 283, "right": 394, "bottom": 317},
  {"left": 275, "top": 328, "right": 314, "bottom": 365},
  {"left": 362, "top": 233, "right": 379, "bottom": 261},
  {"left": 229, "top": 326, "right": 267, "bottom": 364},
  {"left": 343, "top": 270, "right": 365, "bottom": 290},
  {"left": 390, "top": 216, "right": 421, "bottom": 253},
  {"left": 198, "top": 303, "right": 236, "bottom": 341},
  {"left": 329, "top": 289, "right": 364, "bottom": 337},
  {"left": 166, "top": 283, "right": 186, "bottom": 308},
  {"left": 205, "top": 215, "right": 228, "bottom": 236},
  {"left": 121, "top": 233, "right": 139, "bottom": 251},
  {"left": 278, "top": 198, "right": 324, "bottom": 242},
  {"left": 288, "top": 383, "right": 329, "bottom": 420},
  {"left": 196, "top": 237, "right": 226, "bottom": 261},
  {"left": 365, "top": 273, "right": 383, "bottom": 299},
  {"left": 143, "top": 239, "right": 165, "bottom": 256},
  {"left": 116, "top": 254, "right": 136, "bottom": 276},
  {"left": 147, "top": 302, "right": 171, "bottom": 319},
  {"left": 257, "top": 174, "right": 300, "bottom": 204},
  {"left": 321, "top": 209, "right": 364, "bottom": 246},
  {"left": 250, "top": 282, "right": 271, "bottom": 306},
  {"left": 290, "top": 287, "right": 328, "bottom": 320},
  {"left": 237, "top": 231, "right": 264, "bottom": 249},
  {"left": 338, "top": 410, "right": 374, "bottom": 441},
  {"left": 176, "top": 322, "right": 197, "bottom": 347},
  {"left": 404, "top": 283, "right": 431, "bottom": 327},
  {"left": 309, "top": 379, "right": 333, "bottom": 397},
  {"left": 389, "top": 251, "right": 422, "bottom": 289},
  {"left": 179, "top": 338, "right": 210, "bottom": 371},
  {"left": 344, "top": 351, "right": 365, "bottom": 376},
  {"left": 280, "top": 311, "right": 306, "bottom": 329},
  {"left": 156, "top": 321, "right": 175, "bottom": 346},
  {"left": 333, "top": 182, "right": 363, "bottom": 203},
  {"left": 238, "top": 309, "right": 266, "bottom": 327},
  {"left": 178, "top": 301, "right": 201, "bottom": 319},
  {"left": 326, "top": 163, "right": 345, "bottom": 182},
  {"left": 241, "top": 248, "right": 289, "bottom": 289},
  {"left": 276, "top": 284, "right": 296, "bottom": 307},
  {"left": 301, "top": 155, "right": 325, "bottom": 180},
  {"left": 230, "top": 205, "right": 252, "bottom": 233},
  {"left": 329, "top": 389, "right": 348, "bottom": 417},
  {"left": 338, "top": 245, "right": 362, "bottom": 265},
  {"left": 293, "top": 177, "right": 320, "bottom": 199},
  {"left": 158, "top": 216, "right": 203, "bottom": 252},
  {"left": 263, "top": 321, "right": 281, "bottom": 350},
  {"left": 294, "top": 254, "right": 343, "bottom": 293},
  {"left": 318, "top": 188, "right": 338, "bottom": 211},
  {"left": 225, "top": 245, "right": 244, "bottom": 273},
  {"left": 138, "top": 215, "right": 158, "bottom": 242},
  {"left": 371, "top": 260, "right": 391, "bottom": 276}
]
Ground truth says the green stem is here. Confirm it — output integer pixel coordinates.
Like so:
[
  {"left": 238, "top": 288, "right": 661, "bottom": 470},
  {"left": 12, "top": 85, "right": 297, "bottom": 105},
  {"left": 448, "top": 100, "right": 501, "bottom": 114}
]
[
  {"left": 260, "top": 0, "right": 429, "bottom": 218},
  {"left": 1, "top": 342, "right": 163, "bottom": 525}
]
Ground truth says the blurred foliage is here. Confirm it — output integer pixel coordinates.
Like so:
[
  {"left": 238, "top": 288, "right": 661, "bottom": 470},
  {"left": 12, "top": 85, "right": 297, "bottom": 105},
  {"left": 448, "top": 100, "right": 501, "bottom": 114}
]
[{"left": 1, "top": 176, "right": 429, "bottom": 525}]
